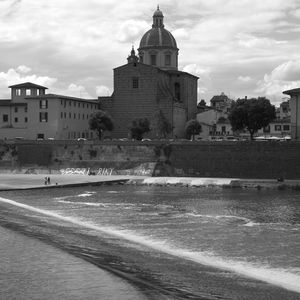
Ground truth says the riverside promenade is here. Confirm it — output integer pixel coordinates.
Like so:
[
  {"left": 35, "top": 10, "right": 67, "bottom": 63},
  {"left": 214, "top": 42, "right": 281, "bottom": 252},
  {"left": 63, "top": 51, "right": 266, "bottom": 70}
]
[
  {"left": 1, "top": 173, "right": 300, "bottom": 191},
  {"left": 0, "top": 174, "right": 146, "bottom": 191}
]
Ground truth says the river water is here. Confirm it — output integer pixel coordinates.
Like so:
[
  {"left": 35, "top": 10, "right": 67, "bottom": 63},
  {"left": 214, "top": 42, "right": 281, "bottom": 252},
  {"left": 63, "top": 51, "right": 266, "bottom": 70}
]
[{"left": 0, "top": 185, "right": 299, "bottom": 299}]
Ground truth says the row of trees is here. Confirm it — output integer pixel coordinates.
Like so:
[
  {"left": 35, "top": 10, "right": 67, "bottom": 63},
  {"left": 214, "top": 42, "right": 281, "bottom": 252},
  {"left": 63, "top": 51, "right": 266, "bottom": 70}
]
[
  {"left": 88, "top": 97, "right": 276, "bottom": 140},
  {"left": 88, "top": 110, "right": 173, "bottom": 140}
]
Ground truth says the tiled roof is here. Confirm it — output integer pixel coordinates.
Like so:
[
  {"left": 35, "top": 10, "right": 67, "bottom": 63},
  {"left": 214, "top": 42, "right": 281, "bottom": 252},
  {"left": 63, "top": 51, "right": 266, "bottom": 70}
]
[
  {"left": 25, "top": 93, "right": 98, "bottom": 104},
  {"left": 8, "top": 82, "right": 48, "bottom": 89},
  {"left": 283, "top": 88, "right": 300, "bottom": 95},
  {"left": 210, "top": 94, "right": 229, "bottom": 103}
]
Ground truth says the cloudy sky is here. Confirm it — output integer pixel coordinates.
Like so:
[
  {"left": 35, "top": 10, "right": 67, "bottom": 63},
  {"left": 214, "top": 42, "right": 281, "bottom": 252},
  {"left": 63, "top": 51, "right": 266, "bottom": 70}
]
[{"left": 1, "top": 0, "right": 300, "bottom": 105}]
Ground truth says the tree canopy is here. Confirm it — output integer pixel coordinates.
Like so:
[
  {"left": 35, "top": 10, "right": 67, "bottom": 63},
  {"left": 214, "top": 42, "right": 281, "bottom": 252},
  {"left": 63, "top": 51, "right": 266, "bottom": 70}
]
[
  {"left": 130, "top": 118, "right": 151, "bottom": 140},
  {"left": 185, "top": 119, "right": 202, "bottom": 141},
  {"left": 228, "top": 97, "right": 276, "bottom": 140},
  {"left": 155, "top": 110, "right": 172, "bottom": 138},
  {"left": 89, "top": 110, "right": 114, "bottom": 140}
]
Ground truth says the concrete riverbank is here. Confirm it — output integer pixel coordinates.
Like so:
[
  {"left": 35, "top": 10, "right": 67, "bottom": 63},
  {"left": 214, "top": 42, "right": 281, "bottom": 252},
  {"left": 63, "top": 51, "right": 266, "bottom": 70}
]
[{"left": 1, "top": 174, "right": 300, "bottom": 191}]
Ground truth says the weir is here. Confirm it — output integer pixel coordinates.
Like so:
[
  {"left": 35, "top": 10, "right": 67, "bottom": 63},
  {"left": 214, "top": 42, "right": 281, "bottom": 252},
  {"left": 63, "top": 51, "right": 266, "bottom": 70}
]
[{"left": 0, "top": 195, "right": 299, "bottom": 294}]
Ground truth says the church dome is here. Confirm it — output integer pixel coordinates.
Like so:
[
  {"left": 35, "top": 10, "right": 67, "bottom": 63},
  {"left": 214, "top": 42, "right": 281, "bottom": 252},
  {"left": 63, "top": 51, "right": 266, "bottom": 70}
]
[
  {"left": 137, "top": 6, "right": 179, "bottom": 70},
  {"left": 139, "top": 27, "right": 177, "bottom": 49}
]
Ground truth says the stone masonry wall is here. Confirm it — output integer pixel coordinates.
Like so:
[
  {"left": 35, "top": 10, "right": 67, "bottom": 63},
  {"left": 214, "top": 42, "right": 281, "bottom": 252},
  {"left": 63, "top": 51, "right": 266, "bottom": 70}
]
[{"left": 0, "top": 140, "right": 300, "bottom": 179}]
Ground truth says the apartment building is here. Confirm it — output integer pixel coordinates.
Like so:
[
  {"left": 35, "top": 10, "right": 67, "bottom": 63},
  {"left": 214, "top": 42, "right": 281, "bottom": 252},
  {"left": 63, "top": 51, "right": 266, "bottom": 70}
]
[{"left": 0, "top": 82, "right": 98, "bottom": 140}]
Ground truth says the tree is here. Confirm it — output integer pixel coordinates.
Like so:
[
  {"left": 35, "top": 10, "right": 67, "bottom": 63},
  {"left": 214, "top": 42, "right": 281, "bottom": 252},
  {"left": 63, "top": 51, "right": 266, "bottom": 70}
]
[
  {"left": 89, "top": 110, "right": 114, "bottom": 140},
  {"left": 130, "top": 118, "right": 151, "bottom": 140},
  {"left": 155, "top": 110, "right": 172, "bottom": 138},
  {"left": 228, "top": 97, "right": 276, "bottom": 140},
  {"left": 185, "top": 119, "right": 202, "bottom": 141}
]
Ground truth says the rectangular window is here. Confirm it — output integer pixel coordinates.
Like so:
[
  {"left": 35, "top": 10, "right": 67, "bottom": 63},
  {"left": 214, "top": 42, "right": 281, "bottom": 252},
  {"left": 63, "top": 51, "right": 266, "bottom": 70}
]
[
  {"left": 37, "top": 89, "right": 40, "bottom": 96},
  {"left": 275, "top": 125, "right": 282, "bottom": 131},
  {"left": 64, "top": 112, "right": 66, "bottom": 118},
  {"left": 14, "top": 107, "right": 18, "bottom": 113},
  {"left": 26, "top": 89, "right": 31, "bottom": 96},
  {"left": 39, "top": 112, "right": 48, "bottom": 122},
  {"left": 3, "top": 114, "right": 8, "bottom": 122},
  {"left": 165, "top": 54, "right": 171, "bottom": 66},
  {"left": 132, "top": 77, "right": 139, "bottom": 88},
  {"left": 69, "top": 112, "right": 71, "bottom": 118},
  {"left": 25, "top": 106, "right": 28, "bottom": 113},
  {"left": 150, "top": 55, "right": 156, "bottom": 66},
  {"left": 14, "top": 117, "right": 18, "bottom": 123},
  {"left": 283, "top": 125, "right": 290, "bottom": 131},
  {"left": 25, "top": 117, "right": 28, "bottom": 123},
  {"left": 39, "top": 99, "right": 48, "bottom": 109},
  {"left": 16, "top": 89, "right": 21, "bottom": 96}
]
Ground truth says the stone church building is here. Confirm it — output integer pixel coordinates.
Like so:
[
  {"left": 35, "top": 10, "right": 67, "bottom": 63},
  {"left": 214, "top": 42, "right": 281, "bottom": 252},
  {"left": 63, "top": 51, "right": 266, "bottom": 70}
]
[{"left": 100, "top": 6, "right": 198, "bottom": 139}]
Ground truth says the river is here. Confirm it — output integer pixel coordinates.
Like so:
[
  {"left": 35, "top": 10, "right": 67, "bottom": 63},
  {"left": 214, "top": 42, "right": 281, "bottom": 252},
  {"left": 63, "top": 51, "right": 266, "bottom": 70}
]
[{"left": 0, "top": 185, "right": 299, "bottom": 299}]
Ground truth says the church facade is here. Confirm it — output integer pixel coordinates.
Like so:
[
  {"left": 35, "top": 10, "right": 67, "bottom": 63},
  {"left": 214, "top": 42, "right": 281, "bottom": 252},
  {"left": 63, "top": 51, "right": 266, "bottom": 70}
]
[{"left": 100, "top": 7, "right": 198, "bottom": 139}]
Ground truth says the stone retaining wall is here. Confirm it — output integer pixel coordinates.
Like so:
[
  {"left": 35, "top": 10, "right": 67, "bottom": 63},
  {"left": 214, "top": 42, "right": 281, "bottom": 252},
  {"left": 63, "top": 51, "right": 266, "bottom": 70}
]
[{"left": 0, "top": 140, "right": 299, "bottom": 179}]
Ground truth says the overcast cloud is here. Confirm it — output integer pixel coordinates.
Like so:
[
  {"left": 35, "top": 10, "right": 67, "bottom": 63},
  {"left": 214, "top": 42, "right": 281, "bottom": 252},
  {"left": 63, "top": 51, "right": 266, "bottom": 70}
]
[{"left": 1, "top": 0, "right": 300, "bottom": 105}]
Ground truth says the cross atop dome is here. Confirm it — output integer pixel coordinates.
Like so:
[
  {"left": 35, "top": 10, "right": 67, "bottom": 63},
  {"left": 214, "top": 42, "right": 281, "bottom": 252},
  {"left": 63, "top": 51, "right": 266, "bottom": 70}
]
[{"left": 152, "top": 5, "right": 164, "bottom": 28}]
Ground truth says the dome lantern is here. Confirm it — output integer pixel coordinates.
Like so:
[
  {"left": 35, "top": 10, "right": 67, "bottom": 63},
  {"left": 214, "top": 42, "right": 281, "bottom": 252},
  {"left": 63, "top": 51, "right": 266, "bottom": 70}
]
[{"left": 152, "top": 5, "right": 164, "bottom": 28}]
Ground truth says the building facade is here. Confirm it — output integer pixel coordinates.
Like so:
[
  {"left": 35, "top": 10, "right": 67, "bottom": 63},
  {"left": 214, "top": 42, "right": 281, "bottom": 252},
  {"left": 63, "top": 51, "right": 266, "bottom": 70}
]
[
  {"left": 0, "top": 82, "right": 98, "bottom": 140},
  {"left": 100, "top": 7, "right": 198, "bottom": 139},
  {"left": 283, "top": 88, "right": 300, "bottom": 140}
]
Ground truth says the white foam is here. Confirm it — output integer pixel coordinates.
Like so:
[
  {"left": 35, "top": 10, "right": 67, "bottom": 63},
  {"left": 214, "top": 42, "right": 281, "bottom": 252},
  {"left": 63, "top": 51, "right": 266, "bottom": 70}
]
[
  {"left": 142, "top": 177, "right": 237, "bottom": 186},
  {"left": 187, "top": 213, "right": 251, "bottom": 224},
  {"left": 57, "top": 200, "right": 106, "bottom": 207},
  {"left": 54, "top": 196, "right": 72, "bottom": 200},
  {"left": 190, "top": 178, "right": 233, "bottom": 186},
  {"left": 1, "top": 196, "right": 299, "bottom": 294},
  {"left": 77, "top": 193, "right": 93, "bottom": 197}
]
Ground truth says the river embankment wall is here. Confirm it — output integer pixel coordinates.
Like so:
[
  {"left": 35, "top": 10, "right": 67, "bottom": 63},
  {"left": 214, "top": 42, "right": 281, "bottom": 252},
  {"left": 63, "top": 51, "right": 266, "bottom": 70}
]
[{"left": 0, "top": 140, "right": 300, "bottom": 179}]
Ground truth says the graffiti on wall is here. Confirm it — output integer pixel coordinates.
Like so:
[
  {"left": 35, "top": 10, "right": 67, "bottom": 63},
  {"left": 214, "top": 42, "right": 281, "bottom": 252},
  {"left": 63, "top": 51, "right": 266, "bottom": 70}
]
[{"left": 60, "top": 168, "right": 114, "bottom": 176}]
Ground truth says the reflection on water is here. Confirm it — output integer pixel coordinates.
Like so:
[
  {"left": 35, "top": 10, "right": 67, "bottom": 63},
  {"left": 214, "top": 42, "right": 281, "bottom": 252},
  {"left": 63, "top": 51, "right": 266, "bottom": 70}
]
[{"left": 0, "top": 185, "right": 299, "bottom": 299}]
